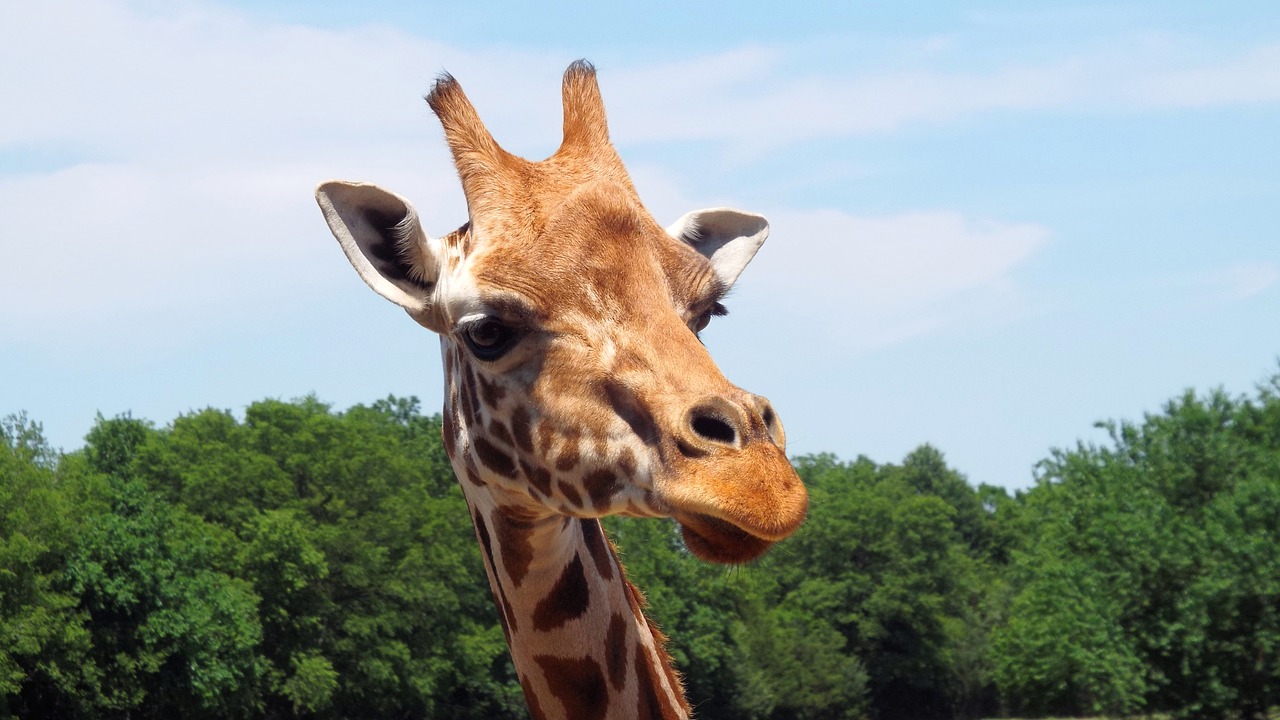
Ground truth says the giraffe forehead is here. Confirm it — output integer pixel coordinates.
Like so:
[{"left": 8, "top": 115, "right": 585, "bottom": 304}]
[{"left": 465, "top": 192, "right": 718, "bottom": 324}]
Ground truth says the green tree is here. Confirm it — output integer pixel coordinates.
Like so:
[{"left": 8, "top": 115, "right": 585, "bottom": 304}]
[
  {"left": 1, "top": 414, "right": 96, "bottom": 718},
  {"left": 742, "top": 451, "right": 997, "bottom": 720},
  {"left": 64, "top": 415, "right": 265, "bottom": 719},
  {"left": 994, "top": 374, "right": 1280, "bottom": 719},
  {"left": 131, "top": 397, "right": 521, "bottom": 718}
]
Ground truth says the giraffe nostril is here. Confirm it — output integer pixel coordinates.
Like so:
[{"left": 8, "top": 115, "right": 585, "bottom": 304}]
[
  {"left": 756, "top": 397, "right": 786, "bottom": 450},
  {"left": 681, "top": 397, "right": 750, "bottom": 453},
  {"left": 691, "top": 414, "right": 737, "bottom": 446}
]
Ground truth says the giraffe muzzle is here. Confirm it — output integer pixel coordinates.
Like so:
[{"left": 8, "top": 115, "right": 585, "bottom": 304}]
[{"left": 659, "top": 409, "right": 809, "bottom": 564}]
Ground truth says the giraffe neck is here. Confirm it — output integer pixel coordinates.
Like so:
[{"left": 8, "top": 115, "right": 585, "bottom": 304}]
[{"left": 460, "top": 481, "right": 691, "bottom": 720}]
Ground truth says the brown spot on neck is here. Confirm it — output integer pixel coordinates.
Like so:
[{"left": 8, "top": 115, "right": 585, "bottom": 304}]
[
  {"left": 605, "top": 612, "right": 629, "bottom": 692},
  {"left": 520, "top": 673, "right": 551, "bottom": 720},
  {"left": 534, "top": 654, "right": 610, "bottom": 720},
  {"left": 491, "top": 507, "right": 537, "bottom": 588},
  {"left": 464, "top": 455, "right": 484, "bottom": 487},
  {"left": 532, "top": 552, "right": 590, "bottom": 631},
  {"left": 472, "top": 509, "right": 518, "bottom": 636},
  {"left": 442, "top": 400, "right": 456, "bottom": 436},
  {"left": 536, "top": 418, "right": 556, "bottom": 458},
  {"left": 580, "top": 519, "right": 615, "bottom": 582}
]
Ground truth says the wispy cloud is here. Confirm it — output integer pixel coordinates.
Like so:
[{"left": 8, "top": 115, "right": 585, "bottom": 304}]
[
  {"left": 605, "top": 40, "right": 1280, "bottom": 149},
  {"left": 1152, "top": 262, "right": 1280, "bottom": 305},
  {"left": 1135, "top": 45, "right": 1280, "bottom": 108},
  {"left": 750, "top": 209, "right": 1049, "bottom": 347},
  {"left": 7, "top": 1, "right": 1279, "bottom": 162},
  {"left": 0, "top": 0, "right": 1061, "bottom": 351},
  {"left": 25, "top": 0, "right": 1280, "bottom": 353},
  {"left": 0, "top": 1, "right": 572, "bottom": 165},
  {"left": 1220, "top": 263, "right": 1280, "bottom": 301}
]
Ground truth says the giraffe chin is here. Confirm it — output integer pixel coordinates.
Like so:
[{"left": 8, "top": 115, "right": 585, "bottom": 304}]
[{"left": 677, "top": 514, "right": 775, "bottom": 565}]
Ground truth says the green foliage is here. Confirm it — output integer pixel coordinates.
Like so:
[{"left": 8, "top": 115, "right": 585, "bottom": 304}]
[
  {"left": 1, "top": 414, "right": 94, "bottom": 717},
  {"left": 994, "top": 376, "right": 1280, "bottom": 720},
  {"left": 779, "top": 453, "right": 986, "bottom": 720},
  {"left": 604, "top": 511, "right": 873, "bottom": 720},
  {"left": 133, "top": 397, "right": 518, "bottom": 719},
  {"left": 281, "top": 650, "right": 337, "bottom": 713},
  {"left": 3, "top": 370, "right": 1278, "bottom": 719},
  {"left": 63, "top": 475, "right": 263, "bottom": 717},
  {"left": 0, "top": 400, "right": 522, "bottom": 719}
]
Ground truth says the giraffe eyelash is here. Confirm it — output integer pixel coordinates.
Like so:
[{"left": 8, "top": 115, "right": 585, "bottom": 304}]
[{"left": 691, "top": 302, "right": 728, "bottom": 337}]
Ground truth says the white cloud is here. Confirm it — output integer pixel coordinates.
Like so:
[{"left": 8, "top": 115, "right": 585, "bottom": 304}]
[
  {"left": 745, "top": 209, "right": 1049, "bottom": 347},
  {"left": 1158, "top": 262, "right": 1280, "bottom": 304},
  {"left": 0, "top": 0, "right": 534, "bottom": 345},
  {"left": 1221, "top": 263, "right": 1280, "bottom": 301},
  {"left": 603, "top": 40, "right": 1280, "bottom": 150},
  {"left": 9, "top": 1, "right": 1278, "bottom": 162},
  {"left": 1128, "top": 261, "right": 1279, "bottom": 316},
  {"left": 766, "top": 210, "right": 1046, "bottom": 304},
  {"left": 1135, "top": 45, "right": 1280, "bottom": 108},
  {"left": 27, "top": 0, "right": 1277, "bottom": 353},
  {"left": 0, "top": 1, "right": 576, "bottom": 164},
  {"left": 624, "top": 158, "right": 1049, "bottom": 348}
]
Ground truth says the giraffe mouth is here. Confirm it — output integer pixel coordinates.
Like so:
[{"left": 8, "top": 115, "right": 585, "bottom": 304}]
[
  {"left": 654, "top": 441, "right": 808, "bottom": 564},
  {"left": 675, "top": 513, "right": 774, "bottom": 565}
]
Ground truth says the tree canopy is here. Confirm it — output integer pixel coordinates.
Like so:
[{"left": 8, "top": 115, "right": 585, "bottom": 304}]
[{"left": 3, "top": 370, "right": 1279, "bottom": 719}]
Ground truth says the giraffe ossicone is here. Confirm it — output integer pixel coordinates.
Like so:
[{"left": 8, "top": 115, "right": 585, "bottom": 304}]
[{"left": 317, "top": 59, "right": 808, "bottom": 720}]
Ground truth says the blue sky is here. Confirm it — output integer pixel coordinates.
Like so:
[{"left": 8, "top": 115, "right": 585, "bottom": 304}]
[{"left": 2, "top": 1, "right": 1277, "bottom": 490}]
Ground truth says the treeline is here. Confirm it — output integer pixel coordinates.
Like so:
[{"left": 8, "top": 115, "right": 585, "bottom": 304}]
[{"left": 2, "top": 373, "right": 1278, "bottom": 719}]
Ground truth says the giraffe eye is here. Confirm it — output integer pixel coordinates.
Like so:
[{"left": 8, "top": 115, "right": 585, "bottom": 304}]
[
  {"left": 689, "top": 302, "right": 728, "bottom": 336},
  {"left": 462, "top": 317, "right": 520, "bottom": 361}
]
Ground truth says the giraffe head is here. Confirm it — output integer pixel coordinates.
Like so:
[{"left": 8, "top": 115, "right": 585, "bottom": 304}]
[{"left": 317, "top": 61, "right": 806, "bottom": 564}]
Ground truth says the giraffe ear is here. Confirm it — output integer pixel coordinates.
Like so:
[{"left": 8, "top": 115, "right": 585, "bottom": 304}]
[
  {"left": 315, "top": 180, "right": 443, "bottom": 316},
  {"left": 666, "top": 208, "right": 770, "bottom": 288}
]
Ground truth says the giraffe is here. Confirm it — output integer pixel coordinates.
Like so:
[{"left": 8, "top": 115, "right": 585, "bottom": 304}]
[{"left": 315, "top": 60, "right": 808, "bottom": 719}]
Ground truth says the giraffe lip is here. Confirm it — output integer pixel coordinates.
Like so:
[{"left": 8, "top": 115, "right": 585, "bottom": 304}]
[{"left": 676, "top": 513, "right": 773, "bottom": 565}]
